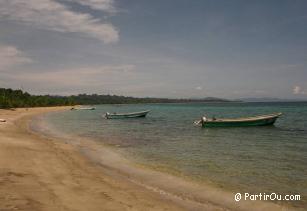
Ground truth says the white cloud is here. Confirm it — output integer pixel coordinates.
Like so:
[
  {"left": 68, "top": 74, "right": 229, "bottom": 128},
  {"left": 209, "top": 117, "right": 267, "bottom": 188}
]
[
  {"left": 9, "top": 64, "right": 135, "bottom": 86},
  {"left": 0, "top": 45, "right": 32, "bottom": 70},
  {"left": 293, "top": 85, "right": 306, "bottom": 95},
  {"left": 293, "top": 86, "right": 301, "bottom": 94},
  {"left": 0, "top": 0, "right": 119, "bottom": 43},
  {"left": 66, "top": 0, "right": 116, "bottom": 13}
]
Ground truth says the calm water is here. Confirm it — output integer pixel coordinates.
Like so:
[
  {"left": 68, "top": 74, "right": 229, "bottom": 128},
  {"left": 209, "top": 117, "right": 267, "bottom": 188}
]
[{"left": 43, "top": 102, "right": 307, "bottom": 207}]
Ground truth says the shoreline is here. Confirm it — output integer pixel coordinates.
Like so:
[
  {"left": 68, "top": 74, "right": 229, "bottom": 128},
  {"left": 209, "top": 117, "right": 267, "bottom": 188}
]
[{"left": 0, "top": 107, "right": 296, "bottom": 210}]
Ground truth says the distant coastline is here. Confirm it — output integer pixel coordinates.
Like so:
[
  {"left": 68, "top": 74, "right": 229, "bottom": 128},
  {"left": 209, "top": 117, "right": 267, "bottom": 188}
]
[
  {"left": 0, "top": 87, "right": 234, "bottom": 109},
  {"left": 238, "top": 97, "right": 307, "bottom": 103},
  {"left": 2, "top": 88, "right": 307, "bottom": 110}
]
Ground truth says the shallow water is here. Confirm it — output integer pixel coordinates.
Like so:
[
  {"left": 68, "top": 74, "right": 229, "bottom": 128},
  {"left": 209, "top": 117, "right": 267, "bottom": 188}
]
[{"left": 42, "top": 102, "right": 307, "bottom": 208}]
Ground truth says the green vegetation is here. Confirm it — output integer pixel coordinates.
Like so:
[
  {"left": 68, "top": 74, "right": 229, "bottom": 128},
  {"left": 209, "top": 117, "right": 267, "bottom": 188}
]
[
  {"left": 0, "top": 88, "right": 230, "bottom": 109},
  {"left": 0, "top": 88, "right": 74, "bottom": 108}
]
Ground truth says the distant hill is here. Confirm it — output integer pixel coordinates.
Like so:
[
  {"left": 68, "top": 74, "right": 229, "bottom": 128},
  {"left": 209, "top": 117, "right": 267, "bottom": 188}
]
[
  {"left": 0, "top": 88, "right": 231, "bottom": 109},
  {"left": 239, "top": 97, "right": 306, "bottom": 102},
  {"left": 71, "top": 94, "right": 231, "bottom": 105}
]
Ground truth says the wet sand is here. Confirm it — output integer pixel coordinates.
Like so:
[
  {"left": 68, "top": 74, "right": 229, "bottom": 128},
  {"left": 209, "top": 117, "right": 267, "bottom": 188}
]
[{"left": 0, "top": 107, "right": 294, "bottom": 211}]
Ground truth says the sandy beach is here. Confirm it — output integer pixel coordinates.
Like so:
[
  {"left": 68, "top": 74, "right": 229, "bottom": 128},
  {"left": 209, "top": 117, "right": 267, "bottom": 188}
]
[
  {"left": 0, "top": 107, "right": 295, "bottom": 211},
  {"left": 0, "top": 107, "right": 187, "bottom": 211}
]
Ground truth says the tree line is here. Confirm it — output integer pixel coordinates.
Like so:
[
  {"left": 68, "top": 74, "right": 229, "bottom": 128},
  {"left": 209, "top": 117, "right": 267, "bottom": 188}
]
[
  {"left": 0, "top": 88, "right": 229, "bottom": 109},
  {"left": 0, "top": 88, "right": 75, "bottom": 108}
]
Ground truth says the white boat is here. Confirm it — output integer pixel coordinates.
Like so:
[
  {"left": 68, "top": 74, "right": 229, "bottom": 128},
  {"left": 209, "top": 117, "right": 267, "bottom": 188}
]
[
  {"left": 71, "top": 107, "right": 95, "bottom": 110},
  {"left": 105, "top": 110, "right": 150, "bottom": 119}
]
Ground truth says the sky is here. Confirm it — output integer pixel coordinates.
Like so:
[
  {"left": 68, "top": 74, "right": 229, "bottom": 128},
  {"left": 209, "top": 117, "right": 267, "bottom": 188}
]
[{"left": 0, "top": 0, "right": 307, "bottom": 99}]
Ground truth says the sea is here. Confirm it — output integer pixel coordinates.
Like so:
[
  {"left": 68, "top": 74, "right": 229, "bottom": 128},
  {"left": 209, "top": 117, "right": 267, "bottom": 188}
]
[{"left": 35, "top": 102, "right": 307, "bottom": 208}]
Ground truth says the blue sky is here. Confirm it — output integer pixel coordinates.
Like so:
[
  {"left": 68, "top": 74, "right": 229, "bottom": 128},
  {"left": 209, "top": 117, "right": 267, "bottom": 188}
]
[{"left": 0, "top": 0, "right": 306, "bottom": 99}]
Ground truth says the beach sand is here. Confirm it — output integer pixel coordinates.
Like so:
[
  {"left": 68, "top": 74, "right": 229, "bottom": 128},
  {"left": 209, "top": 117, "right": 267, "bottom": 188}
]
[{"left": 0, "top": 107, "right": 294, "bottom": 211}]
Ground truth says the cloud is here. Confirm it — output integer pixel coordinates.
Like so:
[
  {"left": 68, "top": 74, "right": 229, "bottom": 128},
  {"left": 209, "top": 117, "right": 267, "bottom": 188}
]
[
  {"left": 0, "top": 45, "right": 32, "bottom": 70},
  {"left": 293, "top": 85, "right": 306, "bottom": 95},
  {"left": 0, "top": 0, "right": 119, "bottom": 43},
  {"left": 293, "top": 86, "right": 301, "bottom": 94},
  {"left": 8, "top": 64, "right": 136, "bottom": 86},
  {"left": 66, "top": 0, "right": 116, "bottom": 13},
  {"left": 1, "top": 64, "right": 136, "bottom": 94}
]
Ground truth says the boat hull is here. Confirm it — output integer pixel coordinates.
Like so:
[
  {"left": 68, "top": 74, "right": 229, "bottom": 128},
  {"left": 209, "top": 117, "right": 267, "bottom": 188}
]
[
  {"left": 105, "top": 110, "right": 150, "bottom": 119},
  {"left": 201, "top": 113, "right": 281, "bottom": 128},
  {"left": 71, "top": 107, "right": 95, "bottom": 110}
]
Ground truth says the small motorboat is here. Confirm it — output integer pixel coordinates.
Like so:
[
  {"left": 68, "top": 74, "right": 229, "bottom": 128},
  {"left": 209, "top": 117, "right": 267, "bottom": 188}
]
[
  {"left": 0, "top": 119, "right": 6, "bottom": 122},
  {"left": 71, "top": 107, "right": 95, "bottom": 110},
  {"left": 105, "top": 110, "right": 150, "bottom": 119},
  {"left": 196, "top": 113, "right": 282, "bottom": 127}
]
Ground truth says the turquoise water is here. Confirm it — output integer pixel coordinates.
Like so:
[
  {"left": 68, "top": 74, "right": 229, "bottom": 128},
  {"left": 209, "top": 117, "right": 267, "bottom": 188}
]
[{"left": 43, "top": 102, "right": 307, "bottom": 207}]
